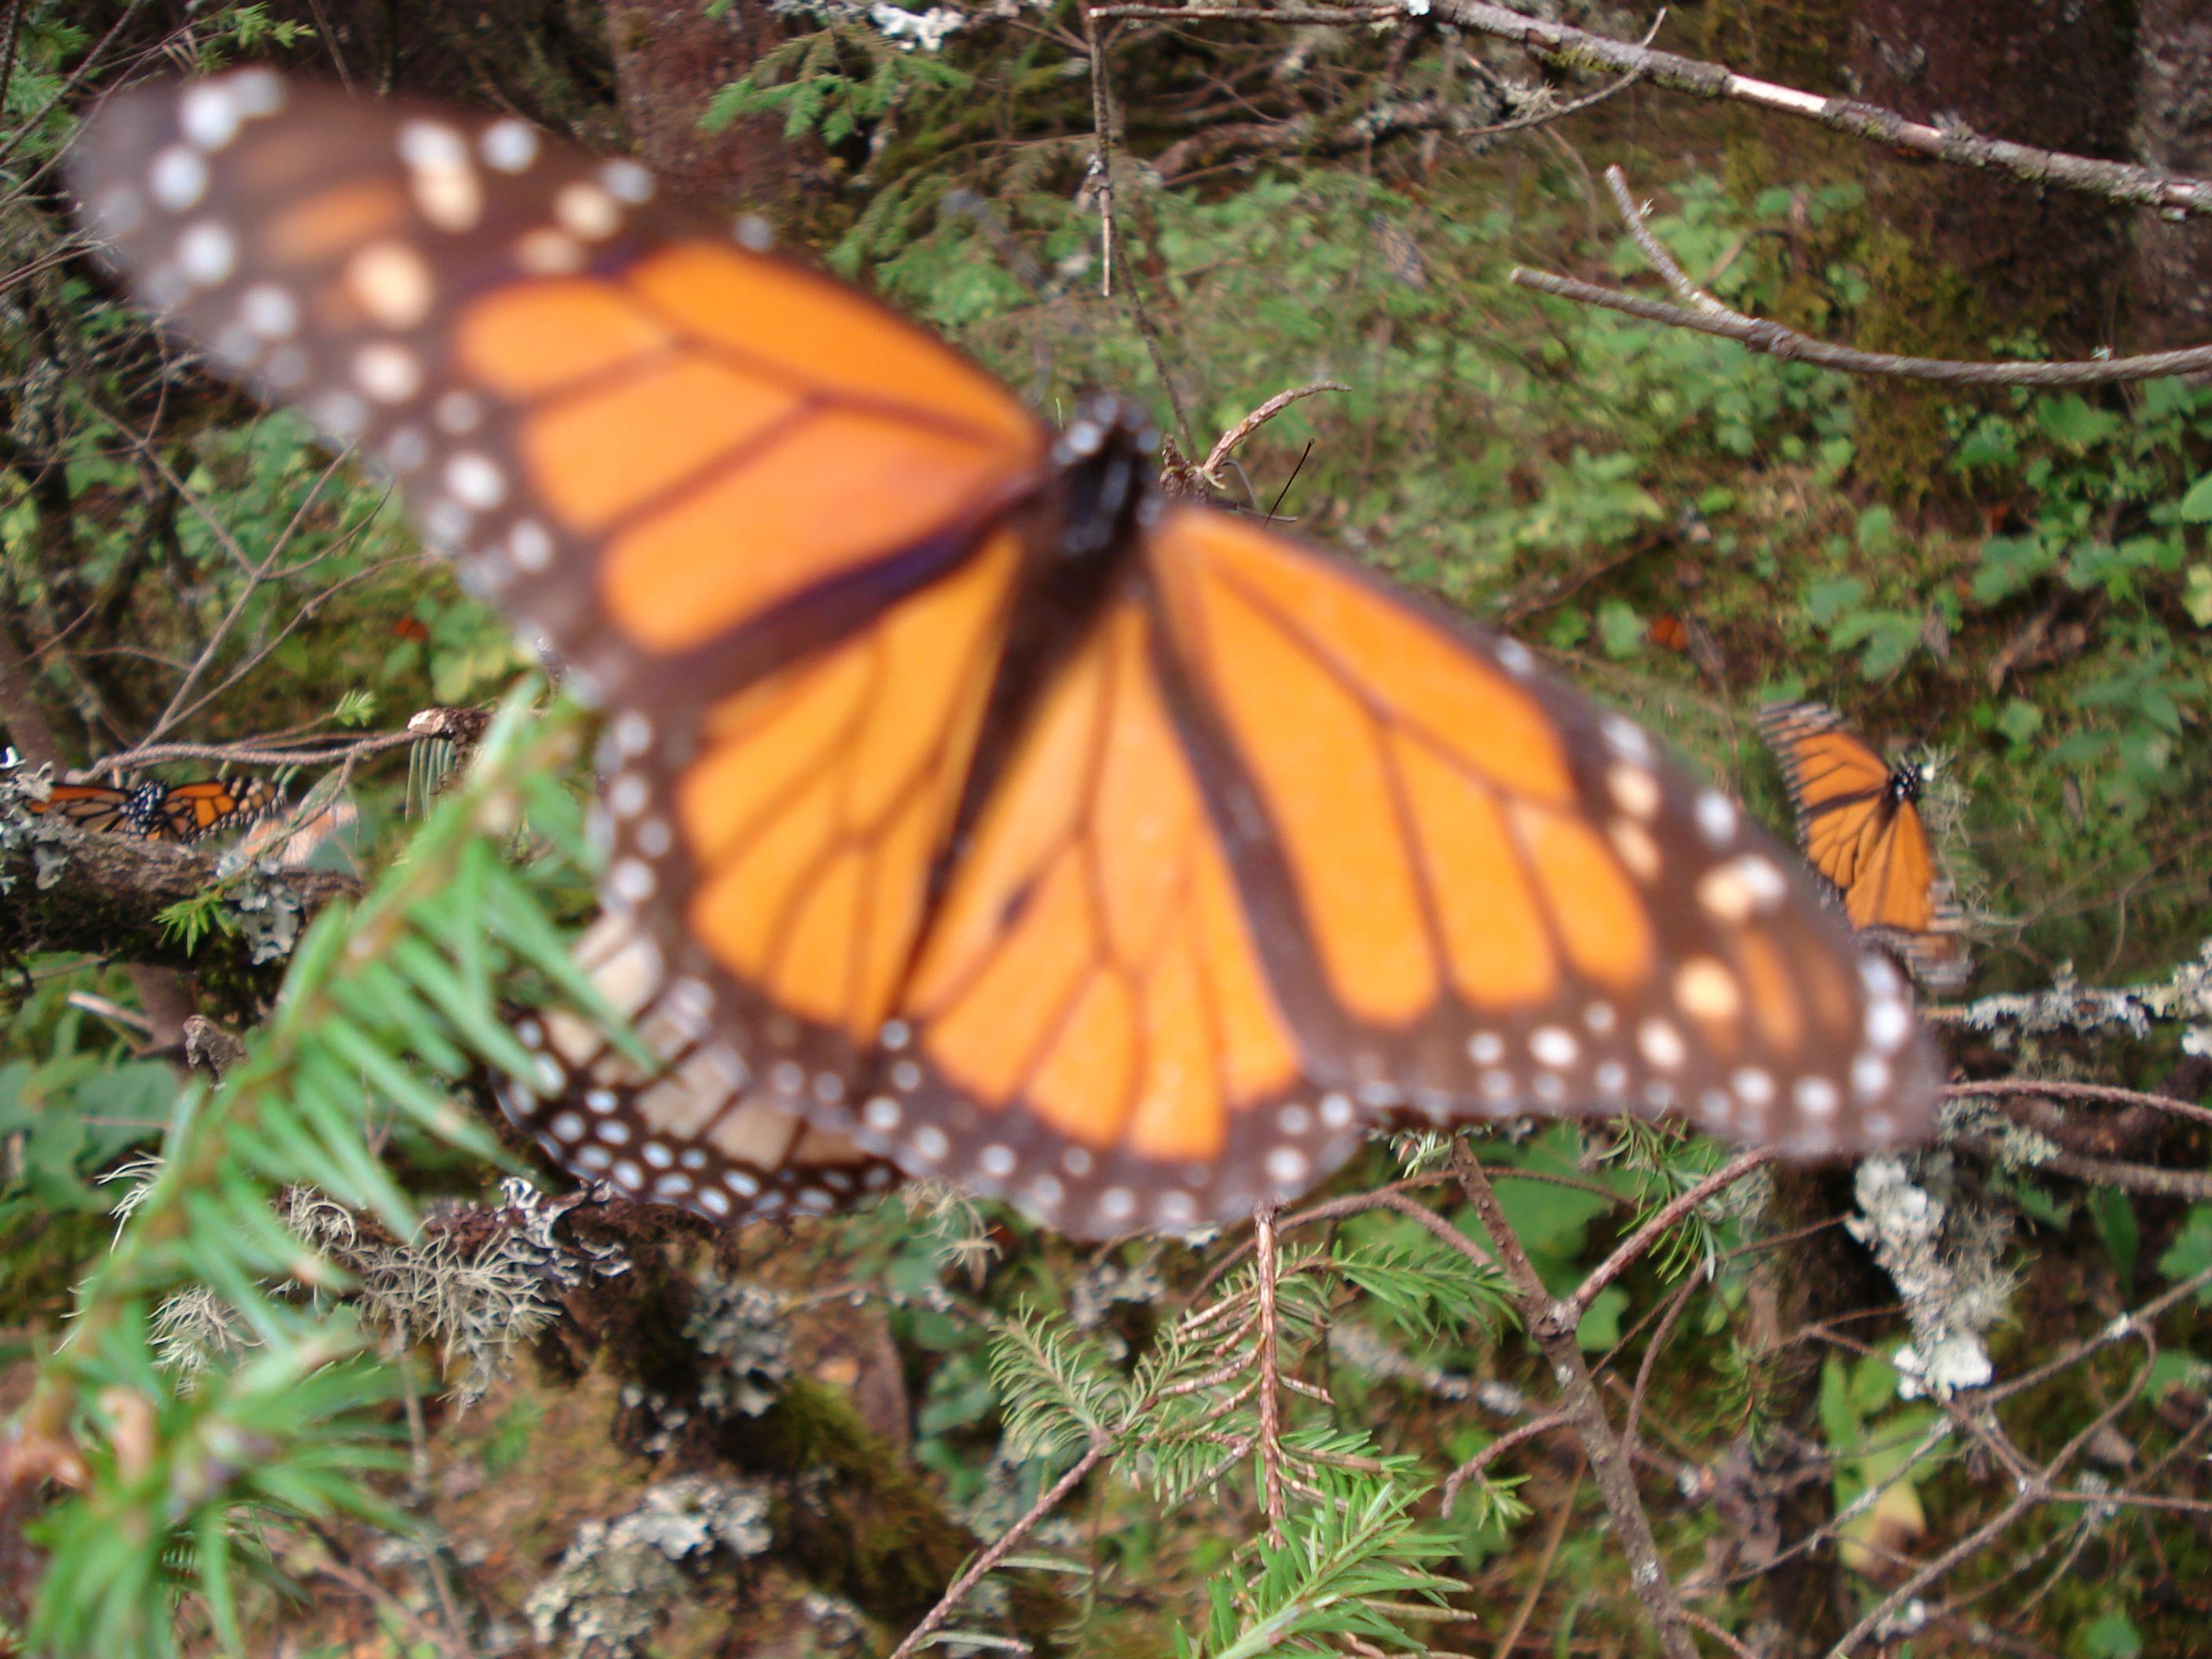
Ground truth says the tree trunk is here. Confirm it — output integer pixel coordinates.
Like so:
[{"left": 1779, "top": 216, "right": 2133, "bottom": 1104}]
[
  {"left": 1844, "top": 0, "right": 2137, "bottom": 507},
  {"left": 2132, "top": 0, "right": 2212, "bottom": 351},
  {"left": 606, "top": 1, "right": 806, "bottom": 211}
]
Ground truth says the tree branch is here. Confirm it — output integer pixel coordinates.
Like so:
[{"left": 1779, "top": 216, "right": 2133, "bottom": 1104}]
[
  {"left": 1510, "top": 165, "right": 2212, "bottom": 386},
  {"left": 1093, "top": 3, "right": 2212, "bottom": 215},
  {"left": 0, "top": 815, "right": 357, "bottom": 976}
]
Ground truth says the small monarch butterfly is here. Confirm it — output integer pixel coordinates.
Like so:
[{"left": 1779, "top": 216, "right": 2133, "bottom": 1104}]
[
  {"left": 1758, "top": 701, "right": 1971, "bottom": 991},
  {"left": 71, "top": 71, "right": 1943, "bottom": 1236},
  {"left": 25, "top": 775, "right": 278, "bottom": 844}
]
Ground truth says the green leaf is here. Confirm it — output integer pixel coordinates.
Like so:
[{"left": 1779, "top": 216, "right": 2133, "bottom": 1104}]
[
  {"left": 2089, "top": 1188, "right": 2138, "bottom": 1284},
  {"left": 1993, "top": 698, "right": 2042, "bottom": 745},
  {"left": 2157, "top": 1205, "right": 2212, "bottom": 1299},
  {"left": 1595, "top": 599, "right": 1644, "bottom": 659},
  {"left": 2184, "top": 564, "right": 2212, "bottom": 628},
  {"left": 2036, "top": 394, "right": 2121, "bottom": 450},
  {"left": 1972, "top": 534, "right": 2057, "bottom": 606},
  {"left": 2079, "top": 1611, "right": 2143, "bottom": 1659},
  {"left": 2177, "top": 471, "right": 2212, "bottom": 522}
]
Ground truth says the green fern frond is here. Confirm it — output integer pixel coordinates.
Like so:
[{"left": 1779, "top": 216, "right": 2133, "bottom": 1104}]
[
  {"left": 22, "top": 690, "right": 592, "bottom": 1659},
  {"left": 989, "top": 1308, "right": 1130, "bottom": 1463}
]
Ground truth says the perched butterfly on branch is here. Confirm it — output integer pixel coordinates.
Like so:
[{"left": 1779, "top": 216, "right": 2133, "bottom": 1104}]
[
  {"left": 1759, "top": 701, "right": 1971, "bottom": 991},
  {"left": 71, "top": 71, "right": 1943, "bottom": 1236},
  {"left": 26, "top": 775, "right": 278, "bottom": 844}
]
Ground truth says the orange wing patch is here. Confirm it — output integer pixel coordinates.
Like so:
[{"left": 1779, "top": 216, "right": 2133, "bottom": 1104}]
[
  {"left": 660, "top": 528, "right": 1022, "bottom": 1046},
  {"left": 1153, "top": 508, "right": 1933, "bottom": 1153},
  {"left": 882, "top": 595, "right": 1339, "bottom": 1234}
]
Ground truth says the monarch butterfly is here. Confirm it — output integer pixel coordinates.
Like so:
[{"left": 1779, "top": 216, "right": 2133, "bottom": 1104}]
[
  {"left": 25, "top": 775, "right": 277, "bottom": 843},
  {"left": 1758, "top": 702, "right": 1971, "bottom": 991},
  {"left": 71, "top": 71, "right": 1942, "bottom": 1236}
]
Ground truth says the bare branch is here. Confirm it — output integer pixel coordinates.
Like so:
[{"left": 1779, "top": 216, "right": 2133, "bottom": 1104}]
[
  {"left": 1199, "top": 381, "right": 1349, "bottom": 484},
  {"left": 1094, "top": 3, "right": 2212, "bottom": 215},
  {"left": 1448, "top": 1141, "right": 1697, "bottom": 1659},
  {"left": 1511, "top": 167, "right": 2212, "bottom": 386},
  {"left": 1566, "top": 1147, "right": 1771, "bottom": 1320},
  {"left": 0, "top": 816, "right": 357, "bottom": 974}
]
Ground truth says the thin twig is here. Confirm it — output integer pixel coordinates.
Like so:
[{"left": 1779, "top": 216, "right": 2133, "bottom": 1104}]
[
  {"left": 1199, "top": 382, "right": 1349, "bottom": 485},
  {"left": 1566, "top": 1148, "right": 1771, "bottom": 1319},
  {"left": 82, "top": 727, "right": 430, "bottom": 780},
  {"left": 1080, "top": 4, "right": 1199, "bottom": 457},
  {"left": 1448, "top": 1142, "right": 1696, "bottom": 1659},
  {"left": 1959, "top": 1138, "right": 2212, "bottom": 1203},
  {"left": 1944, "top": 1077, "right": 2212, "bottom": 1133},
  {"left": 1438, "top": 1410, "right": 1571, "bottom": 1517},
  {"left": 1515, "top": 174, "right": 2212, "bottom": 385},
  {"left": 1094, "top": 2, "right": 2212, "bottom": 216},
  {"left": 887, "top": 1440, "right": 1109, "bottom": 1659},
  {"left": 1253, "top": 1205, "right": 1287, "bottom": 1539},
  {"left": 1489, "top": 1456, "right": 1581, "bottom": 1659}
]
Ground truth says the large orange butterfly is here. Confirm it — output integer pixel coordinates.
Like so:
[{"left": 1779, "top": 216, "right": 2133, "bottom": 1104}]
[
  {"left": 25, "top": 775, "right": 277, "bottom": 843},
  {"left": 71, "top": 71, "right": 1941, "bottom": 1236},
  {"left": 1758, "top": 702, "right": 1971, "bottom": 991}
]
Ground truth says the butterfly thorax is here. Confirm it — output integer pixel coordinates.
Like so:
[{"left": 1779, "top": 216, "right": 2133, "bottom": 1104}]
[
  {"left": 123, "top": 782, "right": 169, "bottom": 832},
  {"left": 1887, "top": 765, "right": 1924, "bottom": 808},
  {"left": 1051, "top": 393, "right": 1163, "bottom": 562}
]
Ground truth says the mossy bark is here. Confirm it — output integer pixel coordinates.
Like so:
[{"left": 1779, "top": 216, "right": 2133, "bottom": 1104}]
[
  {"left": 2131, "top": 0, "right": 2212, "bottom": 351},
  {"left": 1844, "top": 0, "right": 2138, "bottom": 511}
]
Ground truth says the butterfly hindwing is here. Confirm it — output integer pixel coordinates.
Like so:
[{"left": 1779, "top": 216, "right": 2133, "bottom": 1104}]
[
  {"left": 503, "top": 912, "right": 897, "bottom": 1224},
  {"left": 878, "top": 585, "right": 1357, "bottom": 1235},
  {"left": 593, "top": 526, "right": 1028, "bottom": 1144}
]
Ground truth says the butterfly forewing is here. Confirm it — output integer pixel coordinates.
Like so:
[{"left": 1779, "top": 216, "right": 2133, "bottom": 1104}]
[
  {"left": 1150, "top": 511, "right": 1943, "bottom": 1156},
  {"left": 68, "top": 71, "right": 1049, "bottom": 709}
]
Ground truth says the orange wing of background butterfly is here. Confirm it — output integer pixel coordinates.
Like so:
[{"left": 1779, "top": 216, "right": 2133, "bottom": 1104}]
[
  {"left": 23, "top": 782, "right": 168, "bottom": 837},
  {"left": 1758, "top": 701, "right": 1970, "bottom": 991},
  {"left": 156, "top": 776, "right": 279, "bottom": 841},
  {"left": 71, "top": 71, "right": 1946, "bottom": 1237}
]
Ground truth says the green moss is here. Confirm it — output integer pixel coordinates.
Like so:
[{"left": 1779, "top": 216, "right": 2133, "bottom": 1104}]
[{"left": 1847, "top": 225, "right": 1998, "bottom": 511}]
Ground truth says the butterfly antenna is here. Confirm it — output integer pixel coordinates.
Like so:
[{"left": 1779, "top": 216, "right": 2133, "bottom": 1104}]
[{"left": 1262, "top": 441, "right": 1313, "bottom": 526}]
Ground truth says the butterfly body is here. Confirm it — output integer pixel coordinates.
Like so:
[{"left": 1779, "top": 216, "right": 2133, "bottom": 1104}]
[{"left": 75, "top": 71, "right": 1945, "bottom": 1236}]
